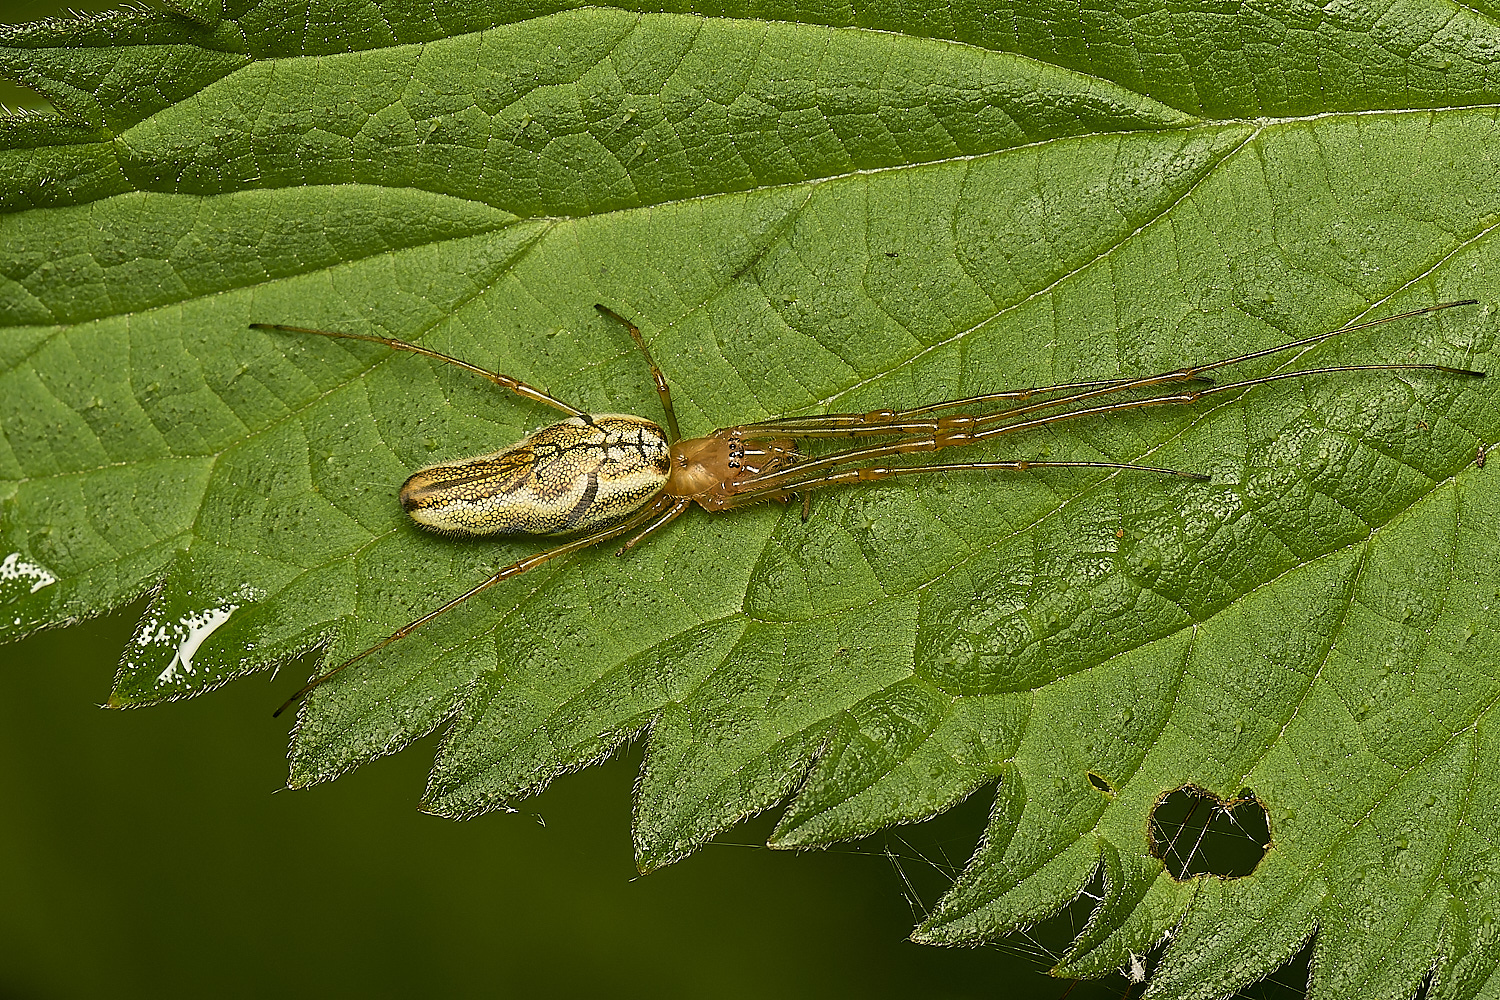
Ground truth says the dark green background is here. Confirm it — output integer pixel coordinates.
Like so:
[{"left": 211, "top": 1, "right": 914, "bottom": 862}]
[
  {"left": 6, "top": 602, "right": 1086, "bottom": 999},
  {"left": 0, "top": 5, "right": 1307, "bottom": 997}
]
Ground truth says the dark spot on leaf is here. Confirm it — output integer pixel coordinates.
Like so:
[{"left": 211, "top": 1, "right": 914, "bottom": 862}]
[
  {"left": 1149, "top": 785, "right": 1270, "bottom": 880},
  {"left": 1087, "top": 771, "right": 1113, "bottom": 796}
]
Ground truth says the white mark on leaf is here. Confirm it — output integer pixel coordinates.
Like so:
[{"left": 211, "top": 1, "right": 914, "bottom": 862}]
[
  {"left": 1, "top": 552, "right": 58, "bottom": 596},
  {"left": 126, "top": 585, "right": 265, "bottom": 688}
]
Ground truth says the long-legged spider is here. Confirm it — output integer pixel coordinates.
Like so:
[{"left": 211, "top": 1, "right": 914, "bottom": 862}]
[{"left": 253, "top": 299, "right": 1483, "bottom": 717}]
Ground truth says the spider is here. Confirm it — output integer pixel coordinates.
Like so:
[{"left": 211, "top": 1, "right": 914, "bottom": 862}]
[{"left": 253, "top": 299, "right": 1483, "bottom": 717}]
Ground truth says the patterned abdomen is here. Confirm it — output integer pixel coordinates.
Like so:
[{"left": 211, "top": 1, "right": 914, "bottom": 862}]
[{"left": 399, "top": 414, "right": 671, "bottom": 536}]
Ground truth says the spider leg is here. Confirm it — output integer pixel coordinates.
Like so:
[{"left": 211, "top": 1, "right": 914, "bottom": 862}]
[
  {"left": 717, "top": 458, "right": 1207, "bottom": 510},
  {"left": 616, "top": 497, "right": 692, "bottom": 553},
  {"left": 720, "top": 353, "right": 1483, "bottom": 502},
  {"left": 594, "top": 305, "right": 683, "bottom": 442},
  {"left": 730, "top": 300, "right": 1479, "bottom": 442},
  {"left": 251, "top": 322, "right": 585, "bottom": 416},
  {"left": 273, "top": 496, "right": 676, "bottom": 717},
  {"left": 966, "top": 361, "right": 1485, "bottom": 444},
  {"left": 722, "top": 424, "right": 1169, "bottom": 501},
  {"left": 966, "top": 300, "right": 1482, "bottom": 432},
  {"left": 1175, "top": 300, "right": 1480, "bottom": 376},
  {"left": 893, "top": 377, "right": 1199, "bottom": 418},
  {"left": 724, "top": 375, "right": 1212, "bottom": 440}
]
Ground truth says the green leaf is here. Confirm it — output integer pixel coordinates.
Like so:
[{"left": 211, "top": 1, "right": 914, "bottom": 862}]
[{"left": 3, "top": 2, "right": 1499, "bottom": 996}]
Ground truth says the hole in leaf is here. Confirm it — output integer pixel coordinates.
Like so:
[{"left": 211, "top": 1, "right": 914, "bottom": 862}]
[
  {"left": 1149, "top": 785, "right": 1270, "bottom": 880},
  {"left": 1087, "top": 771, "right": 1113, "bottom": 796}
]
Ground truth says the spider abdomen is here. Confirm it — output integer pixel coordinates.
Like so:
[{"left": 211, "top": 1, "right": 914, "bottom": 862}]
[{"left": 400, "top": 414, "right": 671, "bottom": 537}]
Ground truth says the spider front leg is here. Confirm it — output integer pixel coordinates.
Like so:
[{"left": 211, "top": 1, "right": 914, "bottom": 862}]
[
  {"left": 716, "top": 457, "right": 1208, "bottom": 511},
  {"left": 742, "top": 373, "right": 1213, "bottom": 440},
  {"left": 740, "top": 300, "right": 1482, "bottom": 445}
]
